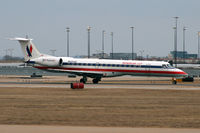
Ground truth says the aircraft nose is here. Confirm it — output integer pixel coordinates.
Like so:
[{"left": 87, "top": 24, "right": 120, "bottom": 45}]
[
  {"left": 182, "top": 71, "right": 188, "bottom": 77},
  {"left": 178, "top": 69, "right": 188, "bottom": 77}
]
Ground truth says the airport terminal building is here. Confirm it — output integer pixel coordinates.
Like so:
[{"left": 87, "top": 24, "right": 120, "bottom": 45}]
[{"left": 170, "top": 51, "right": 197, "bottom": 59}]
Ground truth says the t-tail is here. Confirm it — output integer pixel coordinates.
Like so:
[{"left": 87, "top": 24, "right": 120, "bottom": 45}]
[{"left": 10, "top": 38, "right": 42, "bottom": 61}]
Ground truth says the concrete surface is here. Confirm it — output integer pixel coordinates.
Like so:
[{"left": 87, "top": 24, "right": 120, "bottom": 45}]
[{"left": 1, "top": 125, "right": 200, "bottom": 133}]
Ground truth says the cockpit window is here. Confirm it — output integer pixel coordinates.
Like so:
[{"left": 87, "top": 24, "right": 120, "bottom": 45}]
[
  {"left": 162, "top": 64, "right": 174, "bottom": 69},
  {"left": 167, "top": 64, "right": 174, "bottom": 68}
]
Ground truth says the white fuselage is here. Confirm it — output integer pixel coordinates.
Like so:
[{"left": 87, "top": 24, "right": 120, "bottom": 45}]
[
  {"left": 32, "top": 57, "right": 188, "bottom": 78},
  {"left": 12, "top": 37, "right": 188, "bottom": 84}
]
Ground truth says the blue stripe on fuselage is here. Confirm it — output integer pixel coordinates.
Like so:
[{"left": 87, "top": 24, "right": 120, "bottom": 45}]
[{"left": 61, "top": 62, "right": 171, "bottom": 69}]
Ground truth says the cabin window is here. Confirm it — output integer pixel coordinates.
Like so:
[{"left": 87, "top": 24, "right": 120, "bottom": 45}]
[
  {"left": 146, "top": 65, "right": 151, "bottom": 68},
  {"left": 112, "top": 64, "right": 115, "bottom": 67}
]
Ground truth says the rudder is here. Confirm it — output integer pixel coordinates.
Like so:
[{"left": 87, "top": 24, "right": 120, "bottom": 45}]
[{"left": 10, "top": 38, "right": 41, "bottom": 61}]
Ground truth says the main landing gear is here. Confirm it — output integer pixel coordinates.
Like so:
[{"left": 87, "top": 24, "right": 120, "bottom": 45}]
[
  {"left": 80, "top": 76, "right": 101, "bottom": 84},
  {"left": 92, "top": 78, "right": 101, "bottom": 84},
  {"left": 80, "top": 76, "right": 87, "bottom": 84}
]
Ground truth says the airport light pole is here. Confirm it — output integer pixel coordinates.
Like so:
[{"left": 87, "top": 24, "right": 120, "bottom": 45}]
[
  {"left": 173, "top": 17, "right": 178, "bottom": 67},
  {"left": 183, "top": 27, "right": 186, "bottom": 63},
  {"left": 50, "top": 49, "right": 56, "bottom": 56},
  {"left": 8, "top": 48, "right": 14, "bottom": 57},
  {"left": 130, "top": 27, "right": 134, "bottom": 60},
  {"left": 198, "top": 31, "right": 200, "bottom": 59},
  {"left": 139, "top": 50, "right": 144, "bottom": 60},
  {"left": 173, "top": 27, "right": 176, "bottom": 66},
  {"left": 66, "top": 27, "right": 70, "bottom": 57},
  {"left": 111, "top": 32, "right": 113, "bottom": 59},
  {"left": 102, "top": 30, "right": 105, "bottom": 59},
  {"left": 87, "top": 26, "right": 91, "bottom": 58},
  {"left": 4, "top": 49, "right": 8, "bottom": 56}
]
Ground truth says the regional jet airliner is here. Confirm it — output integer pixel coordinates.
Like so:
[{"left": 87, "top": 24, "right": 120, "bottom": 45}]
[{"left": 11, "top": 37, "right": 188, "bottom": 84}]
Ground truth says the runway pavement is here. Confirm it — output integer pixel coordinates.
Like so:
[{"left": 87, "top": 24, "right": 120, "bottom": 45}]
[
  {"left": 0, "top": 75, "right": 199, "bottom": 90},
  {"left": 0, "top": 75, "right": 200, "bottom": 133},
  {"left": 1, "top": 125, "right": 200, "bottom": 133}
]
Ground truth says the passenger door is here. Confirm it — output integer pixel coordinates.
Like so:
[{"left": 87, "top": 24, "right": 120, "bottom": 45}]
[{"left": 146, "top": 64, "right": 151, "bottom": 76}]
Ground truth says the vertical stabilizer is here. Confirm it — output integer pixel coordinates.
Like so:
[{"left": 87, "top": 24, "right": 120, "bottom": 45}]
[{"left": 10, "top": 38, "right": 41, "bottom": 61}]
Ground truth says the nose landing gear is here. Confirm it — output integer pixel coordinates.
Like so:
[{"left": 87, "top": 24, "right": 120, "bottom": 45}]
[{"left": 172, "top": 78, "right": 177, "bottom": 84}]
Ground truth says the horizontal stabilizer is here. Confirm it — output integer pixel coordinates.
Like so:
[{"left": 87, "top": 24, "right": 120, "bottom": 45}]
[{"left": 9, "top": 37, "right": 33, "bottom": 41}]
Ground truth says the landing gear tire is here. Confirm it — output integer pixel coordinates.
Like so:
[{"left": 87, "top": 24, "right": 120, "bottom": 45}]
[
  {"left": 172, "top": 78, "right": 177, "bottom": 84},
  {"left": 172, "top": 80, "right": 177, "bottom": 84},
  {"left": 80, "top": 77, "right": 87, "bottom": 84},
  {"left": 92, "top": 78, "right": 100, "bottom": 84}
]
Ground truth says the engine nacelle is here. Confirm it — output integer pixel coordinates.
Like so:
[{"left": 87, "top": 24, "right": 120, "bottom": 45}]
[{"left": 33, "top": 57, "right": 63, "bottom": 67}]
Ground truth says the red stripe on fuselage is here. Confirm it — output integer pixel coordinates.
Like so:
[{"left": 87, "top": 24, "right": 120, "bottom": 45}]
[{"left": 34, "top": 66, "right": 186, "bottom": 75}]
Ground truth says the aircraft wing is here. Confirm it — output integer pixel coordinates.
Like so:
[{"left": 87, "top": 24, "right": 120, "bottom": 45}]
[{"left": 46, "top": 68, "right": 104, "bottom": 78}]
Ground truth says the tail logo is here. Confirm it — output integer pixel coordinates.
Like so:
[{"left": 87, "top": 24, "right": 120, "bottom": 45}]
[{"left": 26, "top": 44, "right": 33, "bottom": 57}]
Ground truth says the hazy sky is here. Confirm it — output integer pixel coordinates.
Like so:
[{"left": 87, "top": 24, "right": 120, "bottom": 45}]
[{"left": 1, "top": 0, "right": 200, "bottom": 57}]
